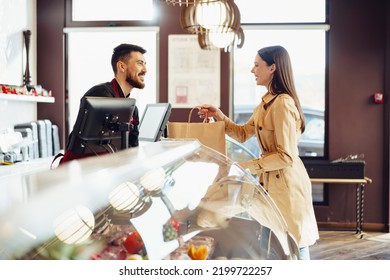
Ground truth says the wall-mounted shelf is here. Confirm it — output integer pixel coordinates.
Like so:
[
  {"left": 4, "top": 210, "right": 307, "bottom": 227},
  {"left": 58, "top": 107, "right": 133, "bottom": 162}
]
[{"left": 0, "top": 93, "right": 55, "bottom": 103}]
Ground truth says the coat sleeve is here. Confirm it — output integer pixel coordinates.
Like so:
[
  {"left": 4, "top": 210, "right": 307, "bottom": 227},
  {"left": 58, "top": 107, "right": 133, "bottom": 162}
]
[
  {"left": 248, "top": 97, "right": 300, "bottom": 173},
  {"left": 223, "top": 113, "right": 256, "bottom": 143}
]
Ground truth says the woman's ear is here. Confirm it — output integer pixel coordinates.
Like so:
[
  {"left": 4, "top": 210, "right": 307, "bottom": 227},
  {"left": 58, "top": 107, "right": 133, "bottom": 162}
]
[{"left": 269, "top": 63, "right": 276, "bottom": 73}]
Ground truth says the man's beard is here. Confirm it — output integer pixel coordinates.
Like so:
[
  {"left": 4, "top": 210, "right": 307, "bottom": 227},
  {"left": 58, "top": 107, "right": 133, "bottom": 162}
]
[{"left": 126, "top": 74, "right": 145, "bottom": 89}]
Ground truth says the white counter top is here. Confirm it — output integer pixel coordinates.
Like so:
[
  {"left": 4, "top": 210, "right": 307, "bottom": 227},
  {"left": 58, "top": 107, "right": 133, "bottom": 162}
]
[{"left": 0, "top": 156, "right": 53, "bottom": 179}]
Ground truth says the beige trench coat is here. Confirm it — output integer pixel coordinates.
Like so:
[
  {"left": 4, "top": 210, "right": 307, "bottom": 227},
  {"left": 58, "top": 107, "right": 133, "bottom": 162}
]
[{"left": 223, "top": 92, "right": 319, "bottom": 248}]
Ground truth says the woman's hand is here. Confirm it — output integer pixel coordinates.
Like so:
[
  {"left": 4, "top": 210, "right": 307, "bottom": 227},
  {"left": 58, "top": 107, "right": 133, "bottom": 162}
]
[{"left": 197, "top": 104, "right": 225, "bottom": 121}]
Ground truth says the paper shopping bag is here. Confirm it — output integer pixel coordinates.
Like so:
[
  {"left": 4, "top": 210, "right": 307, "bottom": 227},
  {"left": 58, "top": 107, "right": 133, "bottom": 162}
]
[{"left": 167, "top": 108, "right": 226, "bottom": 155}]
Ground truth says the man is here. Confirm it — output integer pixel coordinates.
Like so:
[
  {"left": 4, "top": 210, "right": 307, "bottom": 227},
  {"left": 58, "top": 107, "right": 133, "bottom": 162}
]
[{"left": 57, "top": 43, "right": 147, "bottom": 164}]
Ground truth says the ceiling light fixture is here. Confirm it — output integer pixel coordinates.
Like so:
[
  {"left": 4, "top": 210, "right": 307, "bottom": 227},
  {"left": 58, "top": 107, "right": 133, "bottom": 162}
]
[
  {"left": 161, "top": 0, "right": 219, "bottom": 6},
  {"left": 179, "top": 0, "right": 244, "bottom": 51}
]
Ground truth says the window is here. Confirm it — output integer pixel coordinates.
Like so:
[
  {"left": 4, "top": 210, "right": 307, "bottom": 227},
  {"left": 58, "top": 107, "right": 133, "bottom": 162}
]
[
  {"left": 65, "top": 0, "right": 158, "bottom": 135},
  {"left": 233, "top": 0, "right": 328, "bottom": 159},
  {"left": 235, "top": 0, "right": 326, "bottom": 23},
  {"left": 72, "top": 0, "right": 155, "bottom": 21},
  {"left": 65, "top": 27, "right": 158, "bottom": 134}
]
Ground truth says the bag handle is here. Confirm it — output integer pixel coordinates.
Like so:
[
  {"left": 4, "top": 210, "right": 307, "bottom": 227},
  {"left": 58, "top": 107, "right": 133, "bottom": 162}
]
[
  {"left": 184, "top": 108, "right": 210, "bottom": 138},
  {"left": 188, "top": 107, "right": 210, "bottom": 123}
]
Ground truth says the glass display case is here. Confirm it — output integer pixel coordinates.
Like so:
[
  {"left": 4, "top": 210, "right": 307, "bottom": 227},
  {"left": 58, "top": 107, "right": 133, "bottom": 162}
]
[{"left": 0, "top": 139, "right": 299, "bottom": 260}]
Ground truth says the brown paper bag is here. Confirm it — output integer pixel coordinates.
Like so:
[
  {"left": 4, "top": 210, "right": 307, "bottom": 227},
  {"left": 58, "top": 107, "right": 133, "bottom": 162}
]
[{"left": 167, "top": 108, "right": 226, "bottom": 155}]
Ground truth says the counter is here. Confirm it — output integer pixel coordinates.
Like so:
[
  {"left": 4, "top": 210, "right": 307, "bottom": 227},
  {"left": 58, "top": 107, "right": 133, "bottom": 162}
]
[{"left": 0, "top": 139, "right": 299, "bottom": 260}]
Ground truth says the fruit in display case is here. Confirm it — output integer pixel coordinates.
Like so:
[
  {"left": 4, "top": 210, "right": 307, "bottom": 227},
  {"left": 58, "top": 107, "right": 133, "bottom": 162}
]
[
  {"left": 187, "top": 244, "right": 208, "bottom": 260},
  {"left": 163, "top": 235, "right": 215, "bottom": 260},
  {"left": 123, "top": 231, "right": 144, "bottom": 254},
  {"left": 127, "top": 254, "right": 143, "bottom": 260},
  {"left": 90, "top": 225, "right": 147, "bottom": 260},
  {"left": 19, "top": 219, "right": 148, "bottom": 260},
  {"left": 162, "top": 217, "right": 180, "bottom": 242},
  {"left": 169, "top": 217, "right": 180, "bottom": 231},
  {"left": 90, "top": 245, "right": 128, "bottom": 260}
]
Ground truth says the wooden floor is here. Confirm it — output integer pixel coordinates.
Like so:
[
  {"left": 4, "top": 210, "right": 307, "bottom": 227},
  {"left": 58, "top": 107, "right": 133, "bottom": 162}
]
[{"left": 310, "top": 230, "right": 390, "bottom": 260}]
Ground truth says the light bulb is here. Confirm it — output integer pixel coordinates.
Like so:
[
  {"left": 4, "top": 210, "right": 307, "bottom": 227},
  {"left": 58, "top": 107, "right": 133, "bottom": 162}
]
[
  {"left": 53, "top": 205, "right": 95, "bottom": 244},
  {"left": 209, "top": 29, "right": 235, "bottom": 48},
  {"left": 195, "top": 1, "right": 227, "bottom": 30},
  {"left": 140, "top": 167, "right": 166, "bottom": 192},
  {"left": 109, "top": 182, "right": 140, "bottom": 211}
]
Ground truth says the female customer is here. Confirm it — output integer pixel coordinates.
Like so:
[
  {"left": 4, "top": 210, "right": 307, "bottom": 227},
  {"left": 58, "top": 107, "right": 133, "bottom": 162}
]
[{"left": 198, "top": 45, "right": 319, "bottom": 259}]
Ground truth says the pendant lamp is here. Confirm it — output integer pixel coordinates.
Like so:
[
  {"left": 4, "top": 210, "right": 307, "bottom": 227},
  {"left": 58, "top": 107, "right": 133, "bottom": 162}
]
[
  {"left": 161, "top": 0, "right": 219, "bottom": 6},
  {"left": 164, "top": 0, "right": 245, "bottom": 51}
]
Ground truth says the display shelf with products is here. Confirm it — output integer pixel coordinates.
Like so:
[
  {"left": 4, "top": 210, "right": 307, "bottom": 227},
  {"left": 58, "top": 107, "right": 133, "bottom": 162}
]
[
  {"left": 0, "top": 93, "right": 55, "bottom": 103},
  {"left": 0, "top": 140, "right": 299, "bottom": 260},
  {"left": 0, "top": 83, "right": 54, "bottom": 103}
]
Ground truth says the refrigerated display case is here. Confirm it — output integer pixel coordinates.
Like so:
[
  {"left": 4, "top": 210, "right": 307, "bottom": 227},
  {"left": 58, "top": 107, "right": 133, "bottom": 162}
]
[{"left": 0, "top": 139, "right": 299, "bottom": 260}]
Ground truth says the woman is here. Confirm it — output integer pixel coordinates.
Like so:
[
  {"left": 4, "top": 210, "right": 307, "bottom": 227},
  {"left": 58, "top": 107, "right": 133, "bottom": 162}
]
[{"left": 198, "top": 45, "right": 319, "bottom": 260}]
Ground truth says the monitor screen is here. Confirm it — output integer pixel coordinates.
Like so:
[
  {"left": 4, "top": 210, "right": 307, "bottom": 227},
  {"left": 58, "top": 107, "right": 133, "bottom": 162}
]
[
  {"left": 139, "top": 103, "right": 172, "bottom": 142},
  {"left": 67, "top": 96, "right": 136, "bottom": 154}
]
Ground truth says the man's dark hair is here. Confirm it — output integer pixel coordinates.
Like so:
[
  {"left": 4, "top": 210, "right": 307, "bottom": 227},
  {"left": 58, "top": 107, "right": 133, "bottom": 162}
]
[{"left": 111, "top": 43, "right": 147, "bottom": 74}]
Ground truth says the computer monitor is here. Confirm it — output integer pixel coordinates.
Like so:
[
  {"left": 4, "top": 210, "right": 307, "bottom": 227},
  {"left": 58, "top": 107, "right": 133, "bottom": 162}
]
[
  {"left": 139, "top": 103, "right": 172, "bottom": 142},
  {"left": 67, "top": 96, "right": 136, "bottom": 154}
]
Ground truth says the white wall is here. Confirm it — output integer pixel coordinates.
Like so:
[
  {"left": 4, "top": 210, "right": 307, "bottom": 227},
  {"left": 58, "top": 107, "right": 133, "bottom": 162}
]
[{"left": 0, "top": 0, "right": 37, "bottom": 129}]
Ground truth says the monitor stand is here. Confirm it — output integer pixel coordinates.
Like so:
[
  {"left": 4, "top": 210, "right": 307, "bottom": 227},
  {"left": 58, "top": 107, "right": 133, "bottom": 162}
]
[{"left": 121, "top": 130, "right": 129, "bottom": 150}]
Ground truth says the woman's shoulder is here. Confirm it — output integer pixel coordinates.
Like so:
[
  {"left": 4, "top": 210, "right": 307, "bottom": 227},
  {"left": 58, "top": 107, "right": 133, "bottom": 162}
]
[
  {"left": 271, "top": 94, "right": 299, "bottom": 117},
  {"left": 274, "top": 93, "right": 295, "bottom": 106}
]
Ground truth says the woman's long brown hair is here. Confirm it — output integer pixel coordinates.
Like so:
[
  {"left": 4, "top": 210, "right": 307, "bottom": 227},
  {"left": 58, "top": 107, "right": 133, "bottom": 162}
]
[{"left": 258, "top": 45, "right": 306, "bottom": 133}]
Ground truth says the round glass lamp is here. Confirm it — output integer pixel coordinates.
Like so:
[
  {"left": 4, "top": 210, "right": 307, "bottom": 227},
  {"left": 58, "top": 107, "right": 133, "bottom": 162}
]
[
  {"left": 109, "top": 182, "right": 140, "bottom": 211},
  {"left": 53, "top": 205, "right": 95, "bottom": 244}
]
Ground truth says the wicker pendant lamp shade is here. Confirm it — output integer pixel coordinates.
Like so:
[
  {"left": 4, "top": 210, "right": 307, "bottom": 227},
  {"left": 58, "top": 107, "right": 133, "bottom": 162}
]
[
  {"left": 161, "top": 0, "right": 219, "bottom": 5},
  {"left": 180, "top": 0, "right": 239, "bottom": 34},
  {"left": 195, "top": 0, "right": 243, "bottom": 51},
  {"left": 180, "top": 3, "right": 206, "bottom": 34},
  {"left": 163, "top": 0, "right": 245, "bottom": 51}
]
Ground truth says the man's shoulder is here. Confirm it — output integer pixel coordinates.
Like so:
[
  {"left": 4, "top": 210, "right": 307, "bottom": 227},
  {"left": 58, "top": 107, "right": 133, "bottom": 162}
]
[{"left": 84, "top": 82, "right": 115, "bottom": 97}]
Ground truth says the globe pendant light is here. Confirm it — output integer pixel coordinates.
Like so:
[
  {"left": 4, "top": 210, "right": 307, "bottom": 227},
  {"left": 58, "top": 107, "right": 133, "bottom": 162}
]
[
  {"left": 109, "top": 181, "right": 140, "bottom": 211},
  {"left": 196, "top": 1, "right": 244, "bottom": 51},
  {"left": 53, "top": 205, "right": 95, "bottom": 244},
  {"left": 195, "top": 1, "right": 228, "bottom": 30},
  {"left": 161, "top": 0, "right": 220, "bottom": 6},
  {"left": 164, "top": 0, "right": 245, "bottom": 51}
]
